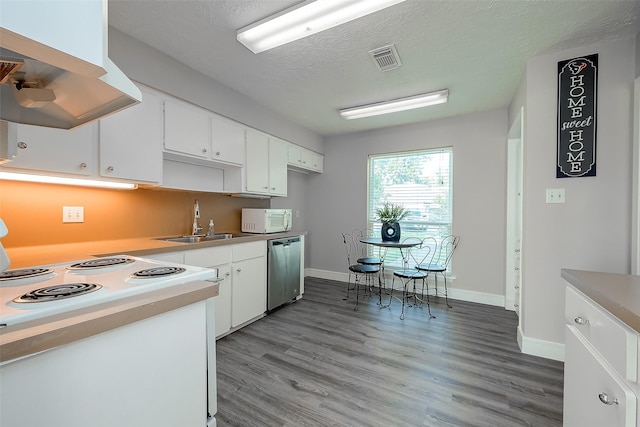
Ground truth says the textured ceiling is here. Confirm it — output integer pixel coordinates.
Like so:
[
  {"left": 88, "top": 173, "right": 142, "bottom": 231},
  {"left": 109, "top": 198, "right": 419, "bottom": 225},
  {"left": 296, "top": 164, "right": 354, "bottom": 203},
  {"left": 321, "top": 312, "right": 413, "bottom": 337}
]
[{"left": 109, "top": 0, "right": 640, "bottom": 137}]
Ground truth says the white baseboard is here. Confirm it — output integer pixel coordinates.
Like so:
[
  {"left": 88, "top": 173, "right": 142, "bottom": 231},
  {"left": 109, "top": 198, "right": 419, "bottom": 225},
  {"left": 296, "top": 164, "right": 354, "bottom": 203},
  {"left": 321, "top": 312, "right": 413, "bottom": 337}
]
[
  {"left": 306, "top": 268, "right": 564, "bottom": 362},
  {"left": 305, "top": 268, "right": 504, "bottom": 307},
  {"left": 518, "top": 326, "right": 565, "bottom": 362}
]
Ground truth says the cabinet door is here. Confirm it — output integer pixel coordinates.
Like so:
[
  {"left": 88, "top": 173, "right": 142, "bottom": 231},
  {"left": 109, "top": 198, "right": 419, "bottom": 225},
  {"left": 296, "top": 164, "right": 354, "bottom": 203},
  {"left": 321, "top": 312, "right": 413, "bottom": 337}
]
[
  {"left": 211, "top": 115, "right": 245, "bottom": 166},
  {"left": 183, "top": 246, "right": 232, "bottom": 338},
  {"left": 213, "top": 265, "right": 232, "bottom": 338},
  {"left": 99, "top": 85, "right": 163, "bottom": 183},
  {"left": 564, "top": 326, "right": 637, "bottom": 427},
  {"left": 311, "top": 152, "right": 324, "bottom": 173},
  {"left": 164, "top": 98, "right": 211, "bottom": 159},
  {"left": 299, "top": 147, "right": 312, "bottom": 169},
  {"left": 268, "top": 137, "right": 287, "bottom": 196},
  {"left": 1, "top": 122, "right": 96, "bottom": 176},
  {"left": 231, "top": 256, "right": 266, "bottom": 327},
  {"left": 245, "top": 129, "right": 269, "bottom": 194},
  {"left": 287, "top": 143, "right": 301, "bottom": 166}
]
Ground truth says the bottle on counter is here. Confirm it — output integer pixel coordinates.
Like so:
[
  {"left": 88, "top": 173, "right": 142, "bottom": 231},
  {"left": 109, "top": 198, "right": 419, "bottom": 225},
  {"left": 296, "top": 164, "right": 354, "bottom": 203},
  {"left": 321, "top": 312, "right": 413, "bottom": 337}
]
[{"left": 207, "top": 219, "right": 215, "bottom": 236}]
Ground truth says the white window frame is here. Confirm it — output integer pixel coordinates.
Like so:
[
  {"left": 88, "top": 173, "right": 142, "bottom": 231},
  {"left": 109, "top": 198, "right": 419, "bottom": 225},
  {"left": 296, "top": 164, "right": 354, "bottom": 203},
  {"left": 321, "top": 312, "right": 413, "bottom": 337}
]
[{"left": 367, "top": 147, "right": 453, "bottom": 269}]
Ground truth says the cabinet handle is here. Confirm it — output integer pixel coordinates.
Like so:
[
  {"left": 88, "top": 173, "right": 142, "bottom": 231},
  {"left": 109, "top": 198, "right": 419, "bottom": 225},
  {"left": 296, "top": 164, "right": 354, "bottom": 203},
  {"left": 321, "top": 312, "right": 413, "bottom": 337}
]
[
  {"left": 107, "top": 166, "right": 114, "bottom": 172},
  {"left": 236, "top": 268, "right": 241, "bottom": 273},
  {"left": 515, "top": 267, "right": 519, "bottom": 271},
  {"left": 225, "top": 272, "right": 230, "bottom": 276},
  {"left": 17, "top": 141, "right": 28, "bottom": 150},
  {"left": 515, "top": 249, "right": 520, "bottom": 252},
  {"left": 215, "top": 151, "right": 220, "bottom": 156},
  {"left": 80, "top": 163, "right": 87, "bottom": 169},
  {"left": 514, "top": 285, "right": 519, "bottom": 289},
  {"left": 574, "top": 316, "right": 589, "bottom": 325},
  {"left": 513, "top": 303, "right": 518, "bottom": 308},
  {"left": 598, "top": 393, "right": 618, "bottom": 405},
  {"left": 202, "top": 148, "right": 208, "bottom": 153}
]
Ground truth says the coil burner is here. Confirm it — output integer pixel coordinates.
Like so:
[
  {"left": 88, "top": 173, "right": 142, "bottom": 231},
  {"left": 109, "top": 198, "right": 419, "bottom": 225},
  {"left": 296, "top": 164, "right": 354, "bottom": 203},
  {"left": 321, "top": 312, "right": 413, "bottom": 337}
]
[
  {"left": 0, "top": 268, "right": 52, "bottom": 282},
  {"left": 13, "top": 283, "right": 102, "bottom": 303},
  {"left": 130, "top": 267, "right": 186, "bottom": 279},
  {"left": 67, "top": 257, "right": 135, "bottom": 270}
]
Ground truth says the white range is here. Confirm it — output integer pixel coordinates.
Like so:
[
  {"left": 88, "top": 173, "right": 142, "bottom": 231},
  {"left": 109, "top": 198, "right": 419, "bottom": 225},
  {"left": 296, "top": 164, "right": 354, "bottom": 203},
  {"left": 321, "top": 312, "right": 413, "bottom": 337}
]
[{"left": 0, "top": 254, "right": 221, "bottom": 427}]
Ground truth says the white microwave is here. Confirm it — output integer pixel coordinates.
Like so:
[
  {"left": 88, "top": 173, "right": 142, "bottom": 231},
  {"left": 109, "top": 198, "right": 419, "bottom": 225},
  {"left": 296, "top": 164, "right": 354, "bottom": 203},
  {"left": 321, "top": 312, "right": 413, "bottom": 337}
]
[{"left": 241, "top": 209, "right": 292, "bottom": 233}]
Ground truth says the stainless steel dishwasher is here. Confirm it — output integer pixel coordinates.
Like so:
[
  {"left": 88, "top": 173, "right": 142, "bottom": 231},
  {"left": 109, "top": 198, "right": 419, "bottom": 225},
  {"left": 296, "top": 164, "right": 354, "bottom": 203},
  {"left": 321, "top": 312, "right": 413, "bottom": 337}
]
[{"left": 267, "top": 236, "right": 301, "bottom": 311}]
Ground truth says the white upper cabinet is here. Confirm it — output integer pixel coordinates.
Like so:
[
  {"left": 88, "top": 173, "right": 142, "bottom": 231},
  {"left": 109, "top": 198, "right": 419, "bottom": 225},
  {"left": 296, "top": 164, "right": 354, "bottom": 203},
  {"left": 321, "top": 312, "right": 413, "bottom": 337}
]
[
  {"left": 0, "top": 121, "right": 97, "bottom": 176},
  {"left": 245, "top": 129, "right": 287, "bottom": 196},
  {"left": 164, "top": 98, "right": 211, "bottom": 159},
  {"left": 245, "top": 129, "right": 269, "bottom": 194},
  {"left": 211, "top": 115, "right": 245, "bottom": 167},
  {"left": 287, "top": 142, "right": 323, "bottom": 173},
  {"left": 99, "top": 84, "right": 163, "bottom": 184},
  {"left": 268, "top": 137, "right": 287, "bottom": 196},
  {"left": 310, "top": 152, "right": 324, "bottom": 173}
]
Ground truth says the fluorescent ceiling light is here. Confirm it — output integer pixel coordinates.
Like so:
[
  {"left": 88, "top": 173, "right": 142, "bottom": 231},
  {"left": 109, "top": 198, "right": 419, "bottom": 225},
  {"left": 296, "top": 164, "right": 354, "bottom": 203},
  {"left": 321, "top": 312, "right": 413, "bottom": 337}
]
[
  {"left": 339, "top": 89, "right": 449, "bottom": 120},
  {"left": 237, "top": 0, "right": 406, "bottom": 54},
  {"left": 0, "top": 172, "right": 137, "bottom": 190}
]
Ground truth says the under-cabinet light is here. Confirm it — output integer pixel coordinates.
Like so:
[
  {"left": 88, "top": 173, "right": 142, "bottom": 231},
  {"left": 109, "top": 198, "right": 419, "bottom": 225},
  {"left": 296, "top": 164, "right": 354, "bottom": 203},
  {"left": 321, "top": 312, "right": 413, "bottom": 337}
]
[
  {"left": 0, "top": 172, "right": 137, "bottom": 190},
  {"left": 339, "top": 89, "right": 449, "bottom": 120},
  {"left": 237, "top": 0, "right": 406, "bottom": 54}
]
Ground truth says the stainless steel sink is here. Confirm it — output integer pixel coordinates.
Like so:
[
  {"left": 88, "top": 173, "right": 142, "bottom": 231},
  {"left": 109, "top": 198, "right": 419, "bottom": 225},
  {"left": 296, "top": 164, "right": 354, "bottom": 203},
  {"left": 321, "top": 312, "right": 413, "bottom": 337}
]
[{"left": 155, "top": 234, "right": 235, "bottom": 244}]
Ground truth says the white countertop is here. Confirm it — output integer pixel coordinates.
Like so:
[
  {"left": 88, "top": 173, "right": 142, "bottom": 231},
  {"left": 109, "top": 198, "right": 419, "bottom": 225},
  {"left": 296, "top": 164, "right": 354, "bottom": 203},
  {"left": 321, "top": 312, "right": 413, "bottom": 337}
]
[{"left": 561, "top": 269, "right": 640, "bottom": 333}]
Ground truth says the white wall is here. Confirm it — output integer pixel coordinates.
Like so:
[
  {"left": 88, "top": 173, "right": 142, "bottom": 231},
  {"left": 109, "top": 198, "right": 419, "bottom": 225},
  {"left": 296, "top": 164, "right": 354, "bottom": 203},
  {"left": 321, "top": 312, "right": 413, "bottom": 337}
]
[
  {"left": 517, "top": 36, "right": 636, "bottom": 358},
  {"left": 307, "top": 109, "right": 508, "bottom": 302}
]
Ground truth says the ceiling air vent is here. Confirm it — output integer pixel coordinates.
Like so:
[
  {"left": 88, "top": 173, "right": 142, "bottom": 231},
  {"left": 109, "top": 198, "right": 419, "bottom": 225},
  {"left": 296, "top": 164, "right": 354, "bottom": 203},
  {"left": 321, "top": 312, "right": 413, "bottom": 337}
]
[{"left": 368, "top": 44, "right": 402, "bottom": 72}]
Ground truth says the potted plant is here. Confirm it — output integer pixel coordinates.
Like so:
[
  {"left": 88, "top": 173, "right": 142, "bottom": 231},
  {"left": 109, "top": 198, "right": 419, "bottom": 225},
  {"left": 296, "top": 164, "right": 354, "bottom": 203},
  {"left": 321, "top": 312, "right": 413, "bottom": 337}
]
[{"left": 375, "top": 202, "right": 408, "bottom": 242}]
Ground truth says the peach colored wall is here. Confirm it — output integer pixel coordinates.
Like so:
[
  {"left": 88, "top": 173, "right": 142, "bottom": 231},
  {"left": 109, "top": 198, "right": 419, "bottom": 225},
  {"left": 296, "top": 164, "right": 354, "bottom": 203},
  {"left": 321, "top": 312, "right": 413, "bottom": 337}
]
[{"left": 0, "top": 181, "right": 268, "bottom": 248}]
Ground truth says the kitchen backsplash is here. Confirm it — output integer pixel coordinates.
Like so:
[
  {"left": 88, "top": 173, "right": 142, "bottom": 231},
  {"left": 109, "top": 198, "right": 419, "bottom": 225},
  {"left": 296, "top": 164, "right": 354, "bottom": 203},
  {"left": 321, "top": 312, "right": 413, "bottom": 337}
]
[{"left": 0, "top": 181, "right": 269, "bottom": 248}]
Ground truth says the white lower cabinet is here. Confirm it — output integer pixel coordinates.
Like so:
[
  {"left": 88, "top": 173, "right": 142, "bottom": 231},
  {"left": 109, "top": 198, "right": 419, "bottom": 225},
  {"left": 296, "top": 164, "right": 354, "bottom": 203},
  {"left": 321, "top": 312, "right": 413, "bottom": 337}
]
[
  {"left": 184, "top": 246, "right": 232, "bottom": 338},
  {"left": 231, "top": 241, "right": 267, "bottom": 327},
  {"left": 168, "top": 241, "right": 266, "bottom": 337},
  {"left": 564, "top": 286, "right": 639, "bottom": 426}
]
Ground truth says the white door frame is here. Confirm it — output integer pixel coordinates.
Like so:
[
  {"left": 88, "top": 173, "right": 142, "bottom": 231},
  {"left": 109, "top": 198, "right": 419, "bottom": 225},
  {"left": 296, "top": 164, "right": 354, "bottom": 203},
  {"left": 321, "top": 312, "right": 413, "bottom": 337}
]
[
  {"left": 505, "top": 107, "right": 524, "bottom": 316},
  {"left": 632, "top": 76, "right": 640, "bottom": 275}
]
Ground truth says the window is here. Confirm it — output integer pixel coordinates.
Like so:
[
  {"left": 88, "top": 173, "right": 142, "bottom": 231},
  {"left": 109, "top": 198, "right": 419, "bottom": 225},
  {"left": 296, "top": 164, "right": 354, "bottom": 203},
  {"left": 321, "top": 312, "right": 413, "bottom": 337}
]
[{"left": 368, "top": 147, "right": 453, "bottom": 267}]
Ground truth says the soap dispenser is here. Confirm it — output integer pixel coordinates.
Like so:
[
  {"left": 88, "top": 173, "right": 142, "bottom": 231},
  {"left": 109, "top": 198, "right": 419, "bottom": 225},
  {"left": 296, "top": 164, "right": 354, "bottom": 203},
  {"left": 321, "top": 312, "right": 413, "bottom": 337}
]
[{"left": 207, "top": 219, "right": 215, "bottom": 236}]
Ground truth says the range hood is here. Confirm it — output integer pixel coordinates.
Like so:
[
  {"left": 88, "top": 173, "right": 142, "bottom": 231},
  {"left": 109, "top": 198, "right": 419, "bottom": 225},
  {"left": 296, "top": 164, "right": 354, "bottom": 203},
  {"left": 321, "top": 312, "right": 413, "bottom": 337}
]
[{"left": 0, "top": 0, "right": 141, "bottom": 129}]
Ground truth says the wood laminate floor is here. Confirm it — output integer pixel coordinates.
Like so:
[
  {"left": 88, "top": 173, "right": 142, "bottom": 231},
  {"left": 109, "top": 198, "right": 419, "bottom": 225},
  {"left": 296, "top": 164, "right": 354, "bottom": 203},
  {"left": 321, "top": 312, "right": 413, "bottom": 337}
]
[{"left": 215, "top": 277, "right": 564, "bottom": 427}]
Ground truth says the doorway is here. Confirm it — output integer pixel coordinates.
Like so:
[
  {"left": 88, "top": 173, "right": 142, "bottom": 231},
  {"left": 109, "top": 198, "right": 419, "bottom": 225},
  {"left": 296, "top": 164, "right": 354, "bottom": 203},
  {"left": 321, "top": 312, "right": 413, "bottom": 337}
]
[{"left": 505, "top": 107, "right": 523, "bottom": 320}]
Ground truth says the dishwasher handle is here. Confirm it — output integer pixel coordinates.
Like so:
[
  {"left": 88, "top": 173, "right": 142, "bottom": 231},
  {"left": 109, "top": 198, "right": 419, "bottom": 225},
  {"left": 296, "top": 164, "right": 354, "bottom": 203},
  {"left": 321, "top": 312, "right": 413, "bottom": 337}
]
[{"left": 269, "top": 237, "right": 300, "bottom": 247}]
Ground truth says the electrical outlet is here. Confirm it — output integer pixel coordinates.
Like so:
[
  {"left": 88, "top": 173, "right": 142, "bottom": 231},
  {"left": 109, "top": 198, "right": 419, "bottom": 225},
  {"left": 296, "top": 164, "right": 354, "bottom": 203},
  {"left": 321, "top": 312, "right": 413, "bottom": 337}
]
[
  {"left": 63, "top": 206, "right": 84, "bottom": 223},
  {"left": 546, "top": 189, "right": 565, "bottom": 204}
]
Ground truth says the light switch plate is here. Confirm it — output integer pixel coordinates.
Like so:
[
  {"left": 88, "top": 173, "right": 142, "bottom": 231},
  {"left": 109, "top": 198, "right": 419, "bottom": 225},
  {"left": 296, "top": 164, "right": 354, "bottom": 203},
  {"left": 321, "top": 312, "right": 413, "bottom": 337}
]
[
  {"left": 63, "top": 206, "right": 84, "bottom": 223},
  {"left": 546, "top": 189, "right": 565, "bottom": 204}
]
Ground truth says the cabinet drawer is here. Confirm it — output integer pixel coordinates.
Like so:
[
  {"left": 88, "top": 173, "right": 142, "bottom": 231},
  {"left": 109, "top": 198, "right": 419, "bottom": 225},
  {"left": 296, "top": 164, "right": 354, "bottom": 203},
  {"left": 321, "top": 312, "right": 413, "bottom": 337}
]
[
  {"left": 184, "top": 246, "right": 231, "bottom": 268},
  {"left": 564, "top": 327, "right": 637, "bottom": 427},
  {"left": 566, "top": 286, "right": 638, "bottom": 382},
  {"left": 232, "top": 241, "right": 266, "bottom": 262}
]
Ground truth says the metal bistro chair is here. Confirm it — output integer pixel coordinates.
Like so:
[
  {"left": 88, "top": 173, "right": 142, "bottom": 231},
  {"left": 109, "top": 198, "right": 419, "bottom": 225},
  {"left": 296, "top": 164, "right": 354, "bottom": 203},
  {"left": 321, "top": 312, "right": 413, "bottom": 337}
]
[
  {"left": 342, "top": 232, "right": 380, "bottom": 311},
  {"left": 416, "top": 235, "right": 460, "bottom": 308},
  {"left": 389, "top": 237, "right": 436, "bottom": 320},
  {"left": 353, "top": 228, "right": 385, "bottom": 302}
]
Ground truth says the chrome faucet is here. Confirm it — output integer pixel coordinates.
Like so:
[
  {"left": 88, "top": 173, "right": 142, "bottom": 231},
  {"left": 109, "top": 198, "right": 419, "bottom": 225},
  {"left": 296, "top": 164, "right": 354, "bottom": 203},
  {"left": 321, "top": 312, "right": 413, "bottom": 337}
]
[{"left": 192, "top": 200, "right": 203, "bottom": 235}]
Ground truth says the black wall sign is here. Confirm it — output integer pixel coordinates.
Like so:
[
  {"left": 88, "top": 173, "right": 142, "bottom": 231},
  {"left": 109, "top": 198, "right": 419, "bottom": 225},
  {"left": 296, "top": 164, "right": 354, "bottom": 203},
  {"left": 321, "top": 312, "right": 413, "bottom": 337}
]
[{"left": 557, "top": 54, "right": 598, "bottom": 178}]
